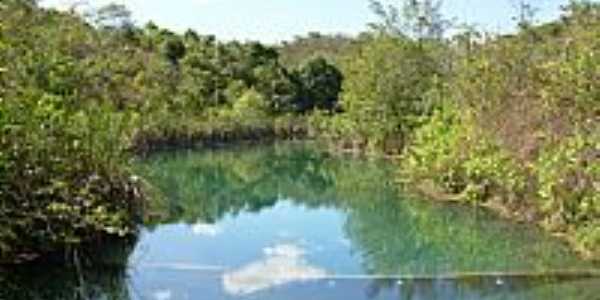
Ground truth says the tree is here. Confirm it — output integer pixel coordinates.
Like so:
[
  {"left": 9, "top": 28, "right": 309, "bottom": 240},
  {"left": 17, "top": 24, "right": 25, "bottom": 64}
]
[
  {"left": 162, "top": 36, "right": 186, "bottom": 66},
  {"left": 93, "top": 3, "right": 133, "bottom": 29},
  {"left": 294, "top": 57, "right": 343, "bottom": 112},
  {"left": 251, "top": 63, "right": 298, "bottom": 113},
  {"left": 184, "top": 29, "right": 200, "bottom": 43},
  {"left": 512, "top": 0, "right": 539, "bottom": 29},
  {"left": 336, "top": 36, "right": 439, "bottom": 148},
  {"left": 368, "top": 0, "right": 452, "bottom": 41}
]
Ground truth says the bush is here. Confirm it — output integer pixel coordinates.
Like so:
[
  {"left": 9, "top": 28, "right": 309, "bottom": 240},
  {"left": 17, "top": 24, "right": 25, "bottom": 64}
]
[
  {"left": 319, "top": 34, "right": 443, "bottom": 151},
  {"left": 0, "top": 95, "right": 143, "bottom": 262},
  {"left": 536, "top": 133, "right": 600, "bottom": 243},
  {"left": 399, "top": 2, "right": 600, "bottom": 256},
  {"left": 401, "top": 105, "right": 527, "bottom": 204},
  {"left": 230, "top": 89, "right": 269, "bottom": 119}
]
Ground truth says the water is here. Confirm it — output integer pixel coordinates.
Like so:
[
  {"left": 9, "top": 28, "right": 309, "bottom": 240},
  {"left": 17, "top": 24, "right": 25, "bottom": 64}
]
[{"left": 2, "top": 142, "right": 599, "bottom": 300}]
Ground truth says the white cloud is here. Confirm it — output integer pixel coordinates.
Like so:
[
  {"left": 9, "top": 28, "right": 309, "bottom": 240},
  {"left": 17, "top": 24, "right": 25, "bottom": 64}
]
[
  {"left": 338, "top": 237, "right": 351, "bottom": 248},
  {"left": 223, "top": 243, "right": 327, "bottom": 296},
  {"left": 263, "top": 243, "right": 305, "bottom": 258},
  {"left": 153, "top": 290, "right": 172, "bottom": 300},
  {"left": 141, "top": 262, "right": 224, "bottom": 272}
]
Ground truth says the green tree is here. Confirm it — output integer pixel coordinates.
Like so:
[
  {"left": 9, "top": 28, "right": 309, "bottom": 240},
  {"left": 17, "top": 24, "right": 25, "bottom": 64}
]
[
  {"left": 294, "top": 57, "right": 343, "bottom": 112},
  {"left": 162, "top": 36, "right": 187, "bottom": 66},
  {"left": 368, "top": 0, "right": 452, "bottom": 40},
  {"left": 93, "top": 3, "right": 133, "bottom": 29},
  {"left": 333, "top": 35, "right": 441, "bottom": 150}
]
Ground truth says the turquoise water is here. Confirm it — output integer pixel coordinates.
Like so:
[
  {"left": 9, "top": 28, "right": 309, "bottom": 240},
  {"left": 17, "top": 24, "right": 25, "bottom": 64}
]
[{"left": 2, "top": 142, "right": 599, "bottom": 300}]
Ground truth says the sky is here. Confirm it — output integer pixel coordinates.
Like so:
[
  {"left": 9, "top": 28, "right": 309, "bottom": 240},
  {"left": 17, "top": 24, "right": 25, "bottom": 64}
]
[{"left": 40, "top": 0, "right": 572, "bottom": 44}]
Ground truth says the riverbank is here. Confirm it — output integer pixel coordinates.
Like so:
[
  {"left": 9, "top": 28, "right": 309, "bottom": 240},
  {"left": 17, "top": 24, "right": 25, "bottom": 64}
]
[
  {"left": 315, "top": 128, "right": 599, "bottom": 260},
  {"left": 0, "top": 2, "right": 331, "bottom": 263},
  {"left": 395, "top": 105, "right": 599, "bottom": 260},
  {"left": 131, "top": 115, "right": 310, "bottom": 155},
  {"left": 408, "top": 178, "right": 597, "bottom": 260},
  {"left": 307, "top": 2, "right": 600, "bottom": 259}
]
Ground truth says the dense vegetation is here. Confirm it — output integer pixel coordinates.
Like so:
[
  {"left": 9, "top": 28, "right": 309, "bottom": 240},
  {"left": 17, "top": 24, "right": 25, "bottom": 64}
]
[
  {"left": 0, "top": 0, "right": 342, "bottom": 263},
  {"left": 0, "top": 0, "right": 598, "bottom": 263},
  {"left": 311, "top": 0, "right": 599, "bottom": 257}
]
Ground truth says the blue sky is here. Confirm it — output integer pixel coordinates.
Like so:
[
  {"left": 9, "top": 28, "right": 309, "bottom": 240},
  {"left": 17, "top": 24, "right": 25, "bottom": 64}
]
[{"left": 41, "top": 0, "right": 571, "bottom": 43}]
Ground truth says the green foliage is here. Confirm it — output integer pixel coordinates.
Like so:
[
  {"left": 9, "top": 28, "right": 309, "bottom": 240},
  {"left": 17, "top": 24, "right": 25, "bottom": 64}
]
[
  {"left": 0, "top": 0, "right": 452, "bottom": 263},
  {"left": 368, "top": 0, "right": 452, "bottom": 40},
  {"left": 536, "top": 132, "right": 600, "bottom": 252},
  {"left": 93, "top": 3, "right": 133, "bottom": 29},
  {"left": 278, "top": 32, "right": 357, "bottom": 67},
  {"left": 0, "top": 94, "right": 143, "bottom": 261},
  {"left": 161, "top": 36, "right": 186, "bottom": 65},
  {"left": 400, "top": 105, "right": 466, "bottom": 190},
  {"left": 171, "top": 38, "right": 306, "bottom": 115},
  {"left": 230, "top": 88, "right": 269, "bottom": 119},
  {"left": 2, "top": 0, "right": 599, "bottom": 262},
  {"left": 401, "top": 106, "right": 527, "bottom": 204},
  {"left": 320, "top": 35, "right": 442, "bottom": 152},
  {"left": 395, "top": 1, "right": 600, "bottom": 256},
  {"left": 293, "top": 56, "right": 343, "bottom": 112}
]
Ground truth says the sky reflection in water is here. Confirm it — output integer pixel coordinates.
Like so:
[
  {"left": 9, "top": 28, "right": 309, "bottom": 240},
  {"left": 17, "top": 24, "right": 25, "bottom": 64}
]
[
  {"left": 127, "top": 143, "right": 600, "bottom": 300},
  {"left": 2, "top": 142, "right": 599, "bottom": 300}
]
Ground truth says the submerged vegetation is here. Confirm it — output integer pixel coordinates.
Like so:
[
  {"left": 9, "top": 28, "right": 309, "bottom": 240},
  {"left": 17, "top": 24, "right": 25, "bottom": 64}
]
[{"left": 0, "top": 0, "right": 598, "bottom": 263}]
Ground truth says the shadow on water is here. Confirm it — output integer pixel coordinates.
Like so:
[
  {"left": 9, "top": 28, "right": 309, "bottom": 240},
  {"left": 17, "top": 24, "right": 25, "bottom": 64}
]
[
  {"left": 0, "top": 237, "right": 136, "bottom": 300},
  {"left": 2, "top": 142, "right": 600, "bottom": 299}
]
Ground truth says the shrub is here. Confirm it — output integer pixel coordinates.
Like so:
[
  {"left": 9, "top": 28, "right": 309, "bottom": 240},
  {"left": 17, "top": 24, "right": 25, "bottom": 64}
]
[
  {"left": 536, "top": 133, "right": 600, "bottom": 233},
  {"left": 0, "top": 94, "right": 143, "bottom": 262},
  {"left": 401, "top": 105, "right": 528, "bottom": 204}
]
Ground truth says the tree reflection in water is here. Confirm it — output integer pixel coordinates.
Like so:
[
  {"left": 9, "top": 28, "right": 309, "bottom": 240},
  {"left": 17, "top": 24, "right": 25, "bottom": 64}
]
[
  {"left": 3, "top": 142, "right": 599, "bottom": 300},
  {"left": 134, "top": 142, "right": 600, "bottom": 300},
  {"left": 0, "top": 237, "right": 136, "bottom": 300}
]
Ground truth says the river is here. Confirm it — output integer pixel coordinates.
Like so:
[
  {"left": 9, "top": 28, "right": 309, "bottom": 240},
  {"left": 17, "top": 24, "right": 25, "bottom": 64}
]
[{"left": 2, "top": 142, "right": 599, "bottom": 300}]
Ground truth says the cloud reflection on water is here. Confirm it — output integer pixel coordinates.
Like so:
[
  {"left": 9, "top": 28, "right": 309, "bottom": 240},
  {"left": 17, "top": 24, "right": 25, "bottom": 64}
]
[
  {"left": 152, "top": 289, "right": 172, "bottom": 300},
  {"left": 222, "top": 243, "right": 327, "bottom": 295},
  {"left": 191, "top": 222, "right": 221, "bottom": 237}
]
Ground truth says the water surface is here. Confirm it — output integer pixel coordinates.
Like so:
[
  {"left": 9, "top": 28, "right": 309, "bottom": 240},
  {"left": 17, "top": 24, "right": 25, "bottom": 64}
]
[{"left": 2, "top": 142, "right": 599, "bottom": 300}]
